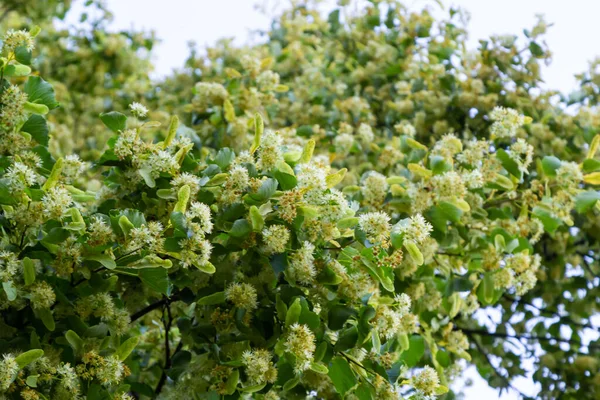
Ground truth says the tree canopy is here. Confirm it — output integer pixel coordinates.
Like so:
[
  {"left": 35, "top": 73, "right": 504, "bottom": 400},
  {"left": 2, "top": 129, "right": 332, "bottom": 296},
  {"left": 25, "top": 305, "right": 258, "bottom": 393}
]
[{"left": 0, "top": 1, "right": 598, "bottom": 399}]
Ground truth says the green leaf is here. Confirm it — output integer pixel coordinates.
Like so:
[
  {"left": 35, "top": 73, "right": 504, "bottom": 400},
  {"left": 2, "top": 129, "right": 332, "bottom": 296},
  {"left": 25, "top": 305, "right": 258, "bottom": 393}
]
[
  {"left": 541, "top": 156, "right": 561, "bottom": 177},
  {"left": 296, "top": 125, "right": 314, "bottom": 137},
  {"left": 478, "top": 272, "right": 496, "bottom": 305},
  {"left": 223, "top": 369, "right": 239, "bottom": 395},
  {"left": 249, "top": 206, "right": 264, "bottom": 232},
  {"left": 214, "top": 148, "right": 235, "bottom": 169},
  {"left": 192, "top": 261, "right": 216, "bottom": 274},
  {"left": 404, "top": 242, "right": 424, "bottom": 266},
  {"left": 118, "top": 215, "right": 136, "bottom": 237},
  {"left": 582, "top": 158, "right": 600, "bottom": 174},
  {"left": 337, "top": 217, "right": 359, "bottom": 230},
  {"left": 446, "top": 277, "right": 473, "bottom": 294},
  {"left": 24, "top": 101, "right": 49, "bottom": 115},
  {"left": 328, "top": 305, "right": 357, "bottom": 330},
  {"left": 87, "top": 384, "right": 109, "bottom": 400},
  {"left": 286, "top": 298, "right": 302, "bottom": 327},
  {"left": 25, "top": 375, "right": 38, "bottom": 388},
  {"left": 273, "top": 169, "right": 297, "bottom": 190},
  {"left": 15, "top": 349, "right": 44, "bottom": 368},
  {"left": 328, "top": 357, "right": 356, "bottom": 395},
  {"left": 23, "top": 257, "right": 35, "bottom": 286},
  {"left": 334, "top": 326, "right": 358, "bottom": 351},
  {"left": 496, "top": 148, "right": 523, "bottom": 179},
  {"left": 250, "top": 113, "right": 263, "bottom": 154},
  {"left": 37, "top": 308, "right": 55, "bottom": 331},
  {"left": 85, "top": 254, "right": 117, "bottom": 270},
  {"left": 436, "top": 350, "right": 451, "bottom": 368},
  {"left": 116, "top": 336, "right": 139, "bottom": 361},
  {"left": 575, "top": 191, "right": 600, "bottom": 213},
  {"left": 328, "top": 9, "right": 341, "bottom": 32},
  {"left": 240, "top": 383, "right": 267, "bottom": 393},
  {"left": 0, "top": 180, "right": 16, "bottom": 205},
  {"left": 283, "top": 375, "right": 301, "bottom": 391},
  {"left": 310, "top": 362, "right": 329, "bottom": 374},
  {"left": 3, "top": 64, "right": 31, "bottom": 77},
  {"left": 21, "top": 115, "right": 49, "bottom": 146},
  {"left": 138, "top": 268, "right": 169, "bottom": 295},
  {"left": 438, "top": 201, "right": 464, "bottom": 223},
  {"left": 24, "top": 76, "right": 59, "bottom": 109},
  {"left": 532, "top": 206, "right": 563, "bottom": 234},
  {"left": 170, "top": 211, "right": 188, "bottom": 233},
  {"left": 138, "top": 168, "right": 156, "bottom": 188},
  {"left": 430, "top": 155, "right": 452, "bottom": 175},
  {"left": 257, "top": 178, "right": 278, "bottom": 200},
  {"left": 100, "top": 111, "right": 127, "bottom": 133},
  {"left": 434, "top": 385, "right": 450, "bottom": 395},
  {"left": 65, "top": 330, "right": 84, "bottom": 353},
  {"left": 15, "top": 46, "right": 32, "bottom": 65},
  {"left": 2, "top": 281, "right": 17, "bottom": 301},
  {"left": 230, "top": 219, "right": 251, "bottom": 238},
  {"left": 399, "top": 335, "right": 425, "bottom": 367},
  {"left": 198, "top": 291, "right": 226, "bottom": 305}
]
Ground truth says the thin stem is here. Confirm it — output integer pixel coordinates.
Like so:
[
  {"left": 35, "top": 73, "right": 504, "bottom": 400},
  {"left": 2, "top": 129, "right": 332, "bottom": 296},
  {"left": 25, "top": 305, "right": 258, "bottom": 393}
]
[
  {"left": 504, "top": 294, "right": 597, "bottom": 332},
  {"left": 130, "top": 292, "right": 180, "bottom": 323},
  {"left": 460, "top": 327, "right": 600, "bottom": 351},
  {"left": 0, "top": 6, "right": 15, "bottom": 25}
]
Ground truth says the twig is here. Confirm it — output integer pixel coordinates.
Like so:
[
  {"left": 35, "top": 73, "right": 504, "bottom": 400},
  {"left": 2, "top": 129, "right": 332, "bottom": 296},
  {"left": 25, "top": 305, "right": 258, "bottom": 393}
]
[
  {"left": 460, "top": 327, "right": 600, "bottom": 351},
  {"left": 130, "top": 291, "right": 181, "bottom": 322},
  {"left": 465, "top": 331, "right": 528, "bottom": 398}
]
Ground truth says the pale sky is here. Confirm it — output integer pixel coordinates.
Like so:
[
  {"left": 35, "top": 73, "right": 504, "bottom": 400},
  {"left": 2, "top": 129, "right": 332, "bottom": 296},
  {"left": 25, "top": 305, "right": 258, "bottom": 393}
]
[
  {"left": 64, "top": 0, "right": 600, "bottom": 398},
  {"left": 75, "top": 0, "right": 600, "bottom": 95}
]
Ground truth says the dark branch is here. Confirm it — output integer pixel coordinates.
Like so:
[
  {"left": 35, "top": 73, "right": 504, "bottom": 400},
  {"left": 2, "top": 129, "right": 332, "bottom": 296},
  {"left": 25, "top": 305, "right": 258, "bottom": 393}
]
[
  {"left": 130, "top": 292, "right": 181, "bottom": 323},
  {"left": 460, "top": 327, "right": 600, "bottom": 351},
  {"left": 465, "top": 331, "right": 528, "bottom": 398}
]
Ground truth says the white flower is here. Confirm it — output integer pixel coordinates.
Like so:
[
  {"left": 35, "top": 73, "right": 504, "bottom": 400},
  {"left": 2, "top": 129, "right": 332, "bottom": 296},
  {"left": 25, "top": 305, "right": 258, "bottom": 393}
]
[
  {"left": 393, "top": 214, "right": 433, "bottom": 245},
  {"left": 296, "top": 163, "right": 328, "bottom": 192},
  {"left": 3, "top": 29, "right": 35, "bottom": 53},
  {"left": 57, "top": 362, "right": 80, "bottom": 391},
  {"left": 0, "top": 354, "right": 19, "bottom": 391},
  {"left": 285, "top": 324, "right": 316, "bottom": 373},
  {"left": 357, "top": 123, "right": 374, "bottom": 143},
  {"left": 288, "top": 241, "right": 316, "bottom": 284},
  {"left": 5, "top": 161, "right": 37, "bottom": 191},
  {"left": 186, "top": 202, "right": 213, "bottom": 234},
  {"left": 489, "top": 106, "right": 527, "bottom": 139},
  {"left": 412, "top": 366, "right": 441, "bottom": 396},
  {"left": 129, "top": 102, "right": 148, "bottom": 118},
  {"left": 225, "top": 282, "right": 258, "bottom": 310},
  {"left": 42, "top": 186, "right": 73, "bottom": 219},
  {"left": 358, "top": 211, "right": 391, "bottom": 244},
  {"left": 262, "top": 225, "right": 290, "bottom": 254}
]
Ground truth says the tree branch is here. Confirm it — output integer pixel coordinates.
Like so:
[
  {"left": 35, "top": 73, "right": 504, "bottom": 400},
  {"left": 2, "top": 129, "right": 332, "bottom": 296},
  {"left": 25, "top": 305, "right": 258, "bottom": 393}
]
[
  {"left": 465, "top": 331, "right": 528, "bottom": 398},
  {"left": 460, "top": 327, "right": 600, "bottom": 351},
  {"left": 130, "top": 292, "right": 181, "bottom": 323}
]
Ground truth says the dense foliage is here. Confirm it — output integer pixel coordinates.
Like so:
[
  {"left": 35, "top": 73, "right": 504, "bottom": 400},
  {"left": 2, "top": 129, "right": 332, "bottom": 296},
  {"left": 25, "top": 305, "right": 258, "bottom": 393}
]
[{"left": 0, "top": 1, "right": 599, "bottom": 399}]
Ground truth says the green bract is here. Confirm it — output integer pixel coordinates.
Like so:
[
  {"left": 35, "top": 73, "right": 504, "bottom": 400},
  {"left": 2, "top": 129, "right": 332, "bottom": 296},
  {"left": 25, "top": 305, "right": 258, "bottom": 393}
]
[{"left": 0, "top": 1, "right": 599, "bottom": 399}]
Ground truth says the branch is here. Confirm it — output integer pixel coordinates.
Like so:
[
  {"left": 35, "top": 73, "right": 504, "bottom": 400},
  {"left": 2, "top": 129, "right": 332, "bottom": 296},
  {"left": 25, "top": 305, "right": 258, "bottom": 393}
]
[
  {"left": 460, "top": 327, "right": 600, "bottom": 351},
  {"left": 0, "top": 6, "right": 15, "bottom": 24},
  {"left": 465, "top": 331, "right": 528, "bottom": 398},
  {"left": 154, "top": 308, "right": 186, "bottom": 395},
  {"left": 503, "top": 294, "right": 597, "bottom": 332},
  {"left": 130, "top": 292, "right": 181, "bottom": 323}
]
